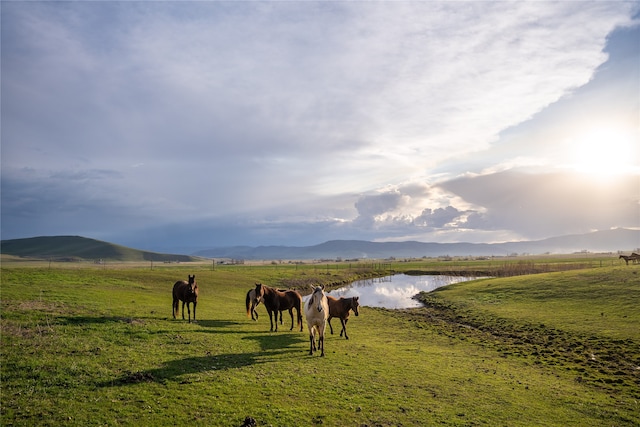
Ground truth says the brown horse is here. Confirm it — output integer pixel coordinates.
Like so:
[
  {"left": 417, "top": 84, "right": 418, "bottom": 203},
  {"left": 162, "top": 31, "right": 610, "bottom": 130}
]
[
  {"left": 327, "top": 295, "right": 360, "bottom": 340},
  {"left": 245, "top": 287, "right": 283, "bottom": 323},
  {"left": 173, "top": 275, "right": 198, "bottom": 323},
  {"left": 619, "top": 254, "right": 639, "bottom": 265},
  {"left": 254, "top": 283, "right": 303, "bottom": 332},
  {"left": 245, "top": 288, "right": 261, "bottom": 321}
]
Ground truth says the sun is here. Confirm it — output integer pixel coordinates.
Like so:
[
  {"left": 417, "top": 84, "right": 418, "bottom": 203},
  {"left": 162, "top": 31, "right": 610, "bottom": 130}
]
[{"left": 567, "top": 125, "right": 638, "bottom": 177}]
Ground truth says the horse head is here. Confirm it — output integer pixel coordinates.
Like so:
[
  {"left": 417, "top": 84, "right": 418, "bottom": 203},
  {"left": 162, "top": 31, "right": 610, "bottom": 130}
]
[
  {"left": 254, "top": 283, "right": 265, "bottom": 300},
  {"left": 187, "top": 275, "right": 197, "bottom": 295},
  {"left": 352, "top": 296, "right": 360, "bottom": 316},
  {"left": 310, "top": 285, "right": 326, "bottom": 313}
]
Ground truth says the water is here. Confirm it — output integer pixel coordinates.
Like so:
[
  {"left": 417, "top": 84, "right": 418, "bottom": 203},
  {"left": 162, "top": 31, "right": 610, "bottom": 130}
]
[{"left": 324, "top": 274, "right": 478, "bottom": 309}]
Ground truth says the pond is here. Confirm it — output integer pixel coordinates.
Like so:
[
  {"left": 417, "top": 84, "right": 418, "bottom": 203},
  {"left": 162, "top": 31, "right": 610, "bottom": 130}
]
[{"left": 324, "top": 274, "right": 478, "bottom": 309}]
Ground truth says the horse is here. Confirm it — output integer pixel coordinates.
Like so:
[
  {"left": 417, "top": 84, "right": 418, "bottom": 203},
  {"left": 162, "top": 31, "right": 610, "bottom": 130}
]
[
  {"left": 327, "top": 295, "right": 359, "bottom": 340},
  {"left": 619, "top": 254, "right": 638, "bottom": 265},
  {"left": 245, "top": 287, "right": 284, "bottom": 323},
  {"left": 245, "top": 288, "right": 261, "bottom": 321},
  {"left": 172, "top": 275, "right": 198, "bottom": 323},
  {"left": 305, "top": 285, "right": 329, "bottom": 356},
  {"left": 254, "top": 283, "right": 303, "bottom": 332}
]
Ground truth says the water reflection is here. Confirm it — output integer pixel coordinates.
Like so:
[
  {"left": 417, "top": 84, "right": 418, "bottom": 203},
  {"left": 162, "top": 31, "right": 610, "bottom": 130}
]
[{"left": 325, "top": 274, "right": 477, "bottom": 309}]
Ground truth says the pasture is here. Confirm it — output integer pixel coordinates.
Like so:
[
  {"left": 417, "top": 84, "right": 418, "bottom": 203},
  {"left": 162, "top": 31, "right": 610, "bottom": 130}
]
[{"left": 1, "top": 260, "right": 639, "bottom": 426}]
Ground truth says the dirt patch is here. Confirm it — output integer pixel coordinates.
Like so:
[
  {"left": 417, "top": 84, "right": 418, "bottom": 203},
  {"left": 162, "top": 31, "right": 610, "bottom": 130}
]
[{"left": 16, "top": 300, "right": 67, "bottom": 312}]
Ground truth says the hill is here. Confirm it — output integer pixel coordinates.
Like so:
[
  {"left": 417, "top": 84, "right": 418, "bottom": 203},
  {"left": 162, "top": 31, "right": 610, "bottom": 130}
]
[
  {"left": 0, "top": 236, "right": 199, "bottom": 262},
  {"left": 194, "top": 228, "right": 640, "bottom": 260}
]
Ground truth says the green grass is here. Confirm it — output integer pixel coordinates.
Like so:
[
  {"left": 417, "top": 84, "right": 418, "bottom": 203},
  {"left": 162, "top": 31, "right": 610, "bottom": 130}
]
[{"left": 1, "top": 263, "right": 639, "bottom": 426}]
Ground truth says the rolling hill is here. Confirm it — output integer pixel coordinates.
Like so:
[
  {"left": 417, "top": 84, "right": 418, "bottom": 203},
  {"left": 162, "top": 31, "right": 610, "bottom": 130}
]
[
  {"left": 0, "top": 236, "right": 200, "bottom": 262},
  {"left": 194, "top": 228, "right": 640, "bottom": 260},
  {"left": 2, "top": 228, "right": 638, "bottom": 262}
]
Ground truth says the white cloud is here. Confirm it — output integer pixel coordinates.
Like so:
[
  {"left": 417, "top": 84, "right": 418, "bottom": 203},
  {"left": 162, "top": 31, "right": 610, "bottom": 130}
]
[{"left": 2, "top": 1, "right": 638, "bottom": 248}]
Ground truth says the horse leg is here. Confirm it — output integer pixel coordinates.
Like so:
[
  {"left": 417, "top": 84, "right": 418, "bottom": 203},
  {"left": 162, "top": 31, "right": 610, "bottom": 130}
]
[
  {"left": 309, "top": 328, "right": 316, "bottom": 355},
  {"left": 173, "top": 298, "right": 178, "bottom": 319},
  {"left": 328, "top": 317, "right": 334, "bottom": 335},
  {"left": 192, "top": 301, "right": 196, "bottom": 322},
  {"left": 268, "top": 310, "right": 275, "bottom": 332},
  {"left": 279, "top": 310, "right": 283, "bottom": 325},
  {"left": 319, "top": 327, "right": 325, "bottom": 357},
  {"left": 186, "top": 302, "right": 192, "bottom": 323},
  {"left": 288, "top": 308, "right": 294, "bottom": 331},
  {"left": 298, "top": 308, "right": 304, "bottom": 332},
  {"left": 341, "top": 318, "right": 349, "bottom": 339},
  {"left": 181, "top": 301, "right": 186, "bottom": 320}
]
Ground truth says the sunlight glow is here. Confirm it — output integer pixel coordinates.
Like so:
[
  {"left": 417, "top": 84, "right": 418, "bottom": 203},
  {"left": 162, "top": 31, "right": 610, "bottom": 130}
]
[{"left": 567, "top": 125, "right": 638, "bottom": 177}]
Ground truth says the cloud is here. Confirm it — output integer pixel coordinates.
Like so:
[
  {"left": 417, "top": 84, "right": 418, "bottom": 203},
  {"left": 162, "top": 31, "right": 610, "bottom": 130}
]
[
  {"left": 414, "top": 207, "right": 466, "bottom": 229},
  {"left": 437, "top": 170, "right": 640, "bottom": 238},
  {"left": 1, "top": 2, "right": 638, "bottom": 249}
]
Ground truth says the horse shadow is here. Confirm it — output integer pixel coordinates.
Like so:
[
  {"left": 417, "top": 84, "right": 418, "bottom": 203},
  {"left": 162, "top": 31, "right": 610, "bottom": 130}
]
[
  {"left": 99, "top": 352, "right": 260, "bottom": 387},
  {"left": 99, "top": 332, "right": 307, "bottom": 388},
  {"left": 242, "top": 332, "right": 307, "bottom": 352},
  {"left": 58, "top": 315, "right": 143, "bottom": 325},
  {"left": 193, "top": 319, "right": 243, "bottom": 331}
]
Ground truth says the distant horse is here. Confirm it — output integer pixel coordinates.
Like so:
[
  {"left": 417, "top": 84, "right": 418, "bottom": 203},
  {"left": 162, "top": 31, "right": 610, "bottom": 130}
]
[
  {"left": 305, "top": 285, "right": 329, "bottom": 356},
  {"left": 173, "top": 275, "right": 198, "bottom": 323},
  {"left": 619, "top": 254, "right": 640, "bottom": 265},
  {"left": 254, "top": 283, "right": 303, "bottom": 332},
  {"left": 245, "top": 287, "right": 284, "bottom": 323},
  {"left": 327, "top": 295, "right": 359, "bottom": 340}
]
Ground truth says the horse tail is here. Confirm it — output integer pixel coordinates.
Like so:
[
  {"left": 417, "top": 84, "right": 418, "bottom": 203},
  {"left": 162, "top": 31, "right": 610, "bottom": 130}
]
[
  {"left": 172, "top": 282, "right": 181, "bottom": 319},
  {"left": 296, "top": 293, "right": 303, "bottom": 330},
  {"left": 245, "top": 290, "right": 252, "bottom": 318}
]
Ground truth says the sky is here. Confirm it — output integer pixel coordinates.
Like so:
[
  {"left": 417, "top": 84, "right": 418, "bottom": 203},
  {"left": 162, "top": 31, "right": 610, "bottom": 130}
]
[{"left": 2, "top": 1, "right": 639, "bottom": 253}]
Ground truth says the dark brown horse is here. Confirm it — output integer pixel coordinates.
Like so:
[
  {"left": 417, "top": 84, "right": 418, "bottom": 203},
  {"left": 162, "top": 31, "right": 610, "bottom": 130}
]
[
  {"left": 173, "top": 275, "right": 198, "bottom": 323},
  {"left": 327, "top": 295, "right": 359, "bottom": 340},
  {"left": 254, "top": 283, "right": 303, "bottom": 332},
  {"left": 619, "top": 254, "right": 638, "bottom": 265},
  {"left": 245, "top": 287, "right": 283, "bottom": 323},
  {"left": 245, "top": 288, "right": 261, "bottom": 321}
]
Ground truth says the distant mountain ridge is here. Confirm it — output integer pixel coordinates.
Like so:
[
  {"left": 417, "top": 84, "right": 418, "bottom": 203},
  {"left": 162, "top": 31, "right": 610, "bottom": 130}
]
[
  {"left": 194, "top": 228, "right": 639, "bottom": 260},
  {"left": 2, "top": 229, "right": 638, "bottom": 261},
  {"left": 0, "top": 236, "right": 199, "bottom": 262}
]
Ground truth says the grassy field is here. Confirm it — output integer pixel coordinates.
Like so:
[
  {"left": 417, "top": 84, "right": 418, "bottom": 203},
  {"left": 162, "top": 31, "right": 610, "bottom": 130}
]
[{"left": 1, "top": 260, "right": 638, "bottom": 426}]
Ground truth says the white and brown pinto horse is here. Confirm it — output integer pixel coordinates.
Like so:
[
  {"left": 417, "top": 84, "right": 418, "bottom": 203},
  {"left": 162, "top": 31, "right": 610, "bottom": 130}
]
[{"left": 305, "top": 285, "right": 329, "bottom": 356}]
